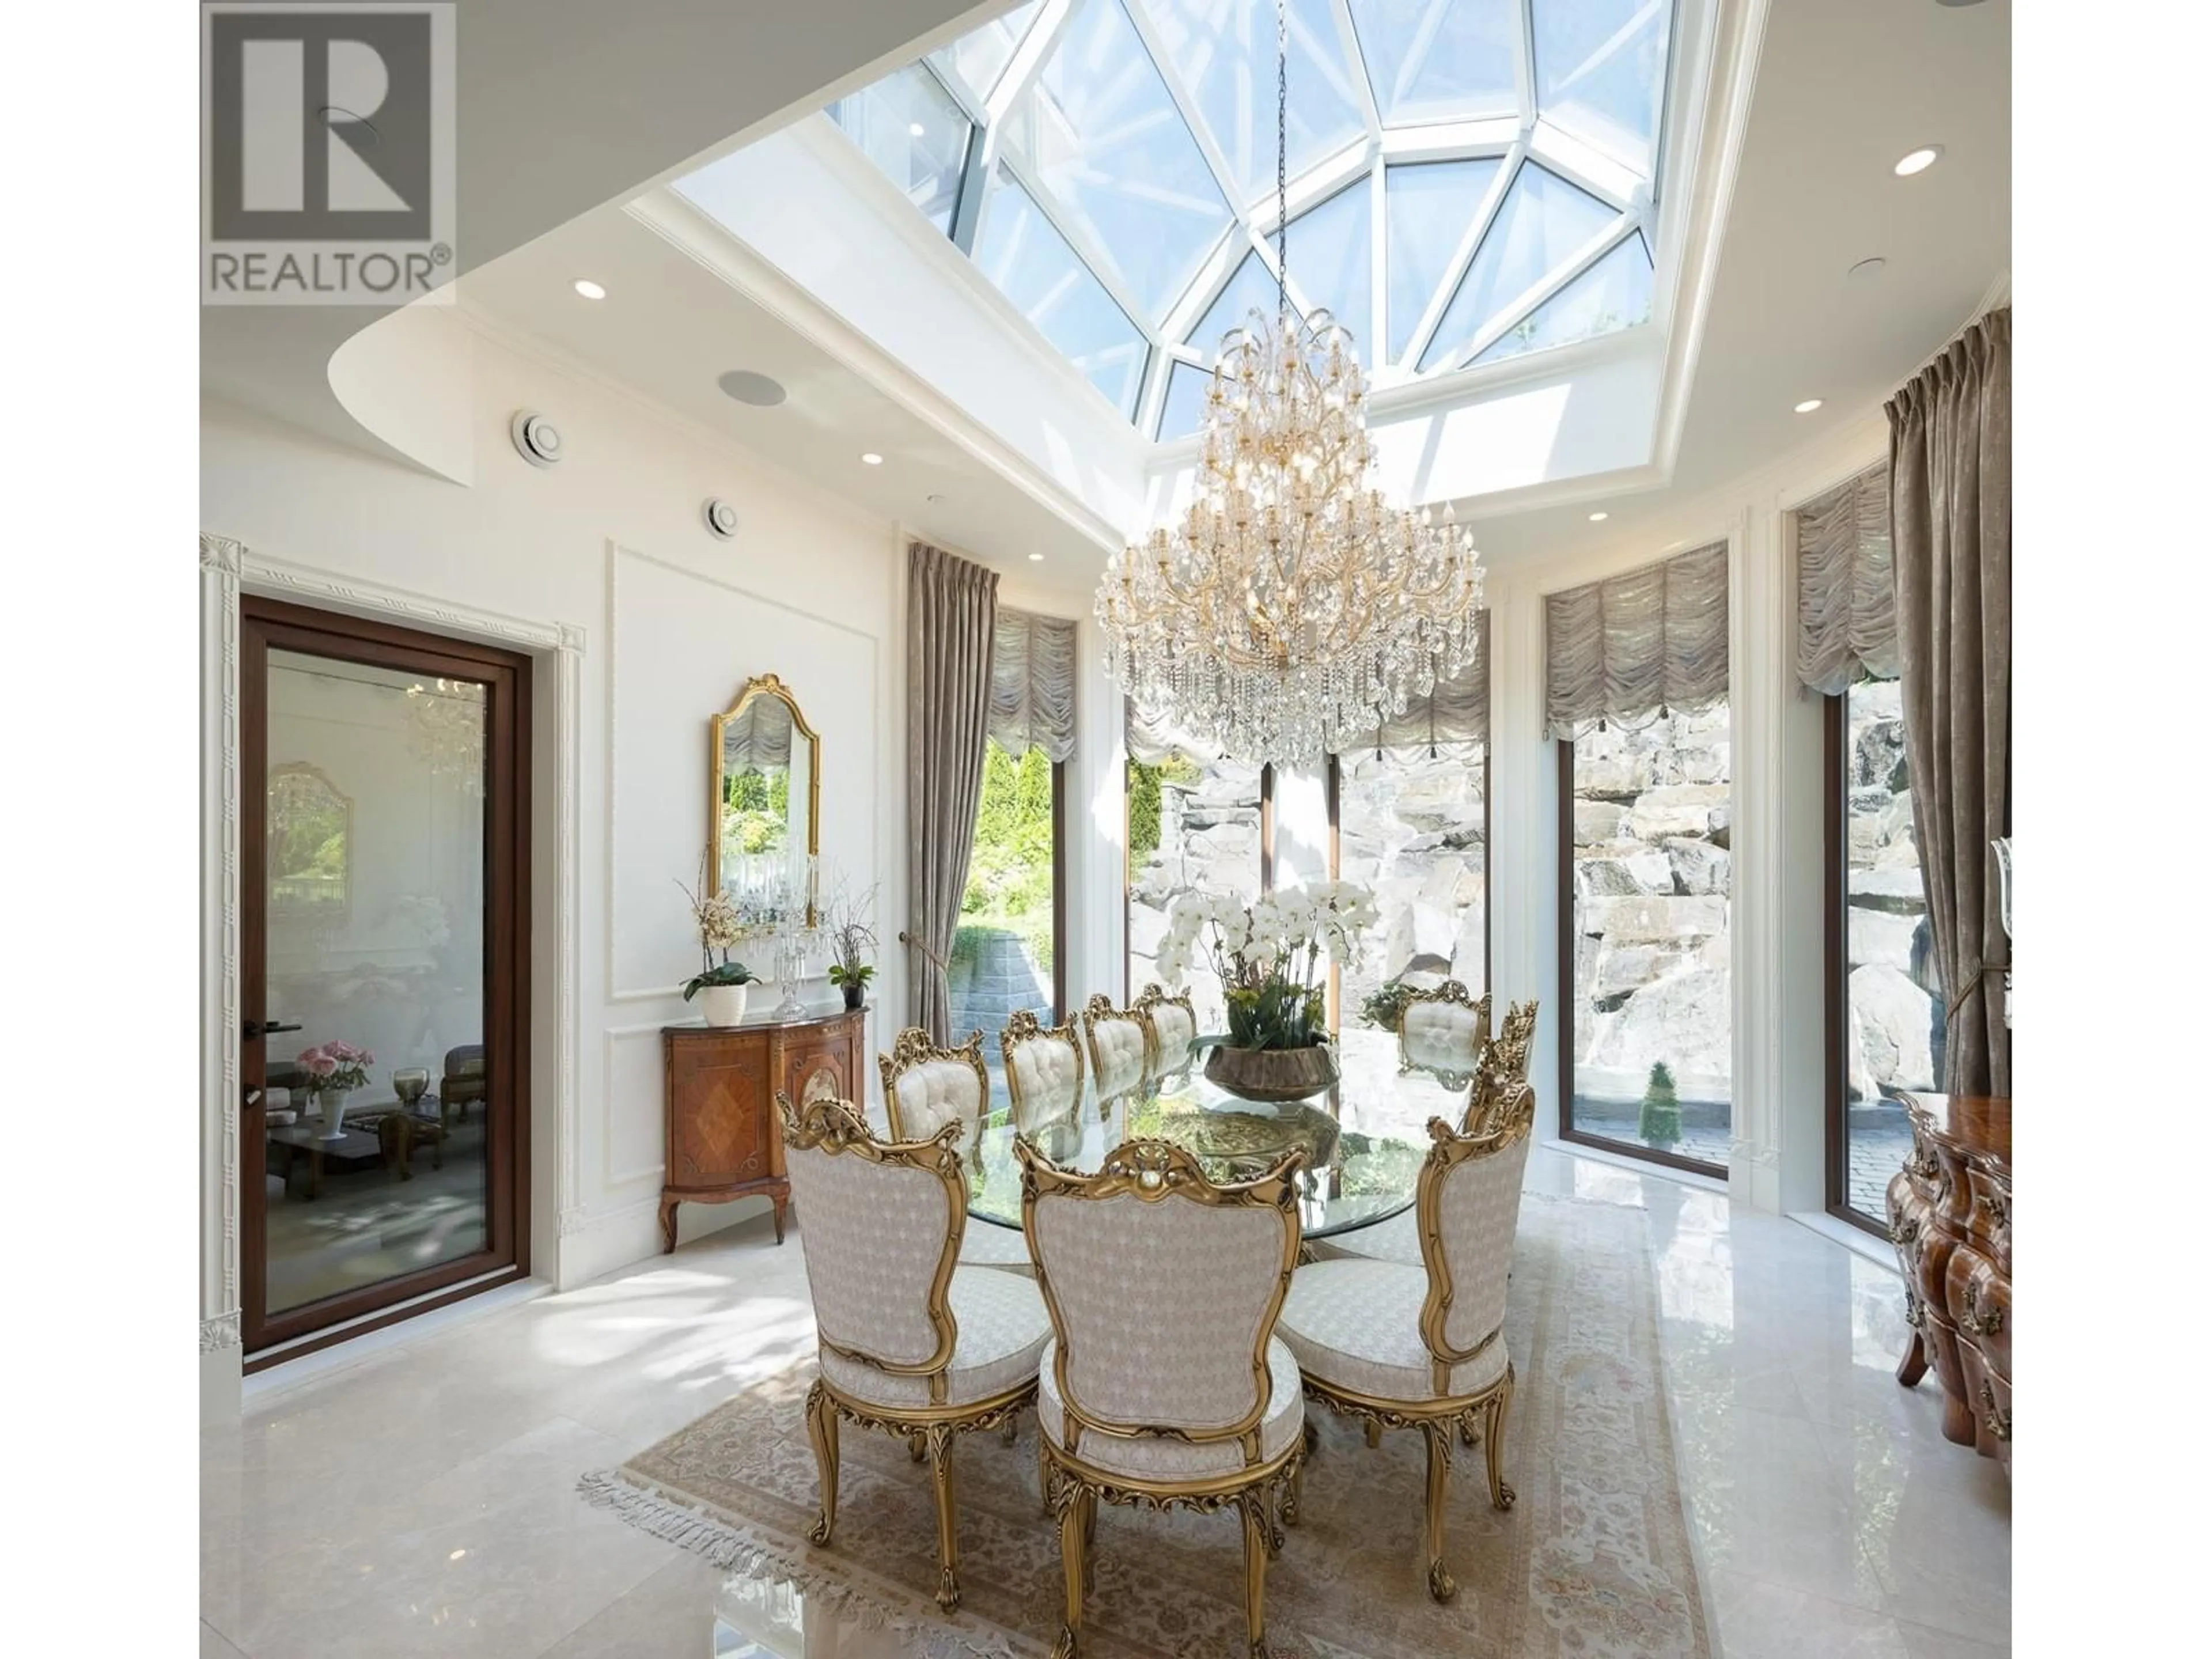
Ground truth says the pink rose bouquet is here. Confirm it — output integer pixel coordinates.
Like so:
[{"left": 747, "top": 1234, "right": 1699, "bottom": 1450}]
[{"left": 297, "top": 1041, "right": 373, "bottom": 1093}]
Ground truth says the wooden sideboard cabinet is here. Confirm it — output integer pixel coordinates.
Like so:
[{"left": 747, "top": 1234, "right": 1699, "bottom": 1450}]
[
  {"left": 1887, "top": 1092, "right": 2011, "bottom": 1472},
  {"left": 660, "top": 1008, "right": 866, "bottom": 1253}
]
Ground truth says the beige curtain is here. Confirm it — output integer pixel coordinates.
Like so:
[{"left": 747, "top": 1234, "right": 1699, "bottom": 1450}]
[
  {"left": 906, "top": 542, "right": 999, "bottom": 1040},
  {"left": 1888, "top": 307, "right": 2010, "bottom": 1097}
]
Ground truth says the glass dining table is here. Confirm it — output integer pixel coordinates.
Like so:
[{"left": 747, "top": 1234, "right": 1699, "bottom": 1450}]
[{"left": 961, "top": 1047, "right": 1478, "bottom": 1244}]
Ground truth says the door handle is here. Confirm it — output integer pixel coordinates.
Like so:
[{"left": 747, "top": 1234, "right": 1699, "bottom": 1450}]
[{"left": 244, "top": 1018, "right": 302, "bottom": 1040}]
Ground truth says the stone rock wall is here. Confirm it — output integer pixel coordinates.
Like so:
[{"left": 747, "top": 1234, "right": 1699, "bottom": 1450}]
[
  {"left": 1566, "top": 707, "right": 1733, "bottom": 1105},
  {"left": 947, "top": 926, "right": 1052, "bottom": 1048},
  {"left": 1839, "top": 679, "right": 1942, "bottom": 1096}
]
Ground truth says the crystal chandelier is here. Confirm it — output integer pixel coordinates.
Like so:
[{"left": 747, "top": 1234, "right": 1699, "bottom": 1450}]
[
  {"left": 1094, "top": 0, "right": 1484, "bottom": 763},
  {"left": 404, "top": 677, "right": 487, "bottom": 794}
]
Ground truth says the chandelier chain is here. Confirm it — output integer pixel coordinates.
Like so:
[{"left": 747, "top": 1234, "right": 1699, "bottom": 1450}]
[{"left": 1275, "top": 0, "right": 1287, "bottom": 320}]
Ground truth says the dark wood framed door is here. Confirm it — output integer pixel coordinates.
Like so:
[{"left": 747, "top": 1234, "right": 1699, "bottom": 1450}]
[{"left": 240, "top": 596, "right": 532, "bottom": 1361}]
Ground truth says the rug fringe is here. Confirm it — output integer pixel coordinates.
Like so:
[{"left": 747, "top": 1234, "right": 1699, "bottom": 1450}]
[{"left": 577, "top": 1468, "right": 1035, "bottom": 1659}]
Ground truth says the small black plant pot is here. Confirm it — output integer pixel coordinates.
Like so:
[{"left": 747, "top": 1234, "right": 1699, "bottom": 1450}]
[{"left": 840, "top": 983, "right": 865, "bottom": 1011}]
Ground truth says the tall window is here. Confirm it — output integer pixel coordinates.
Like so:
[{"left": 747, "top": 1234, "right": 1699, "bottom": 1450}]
[
  {"left": 1559, "top": 707, "right": 1733, "bottom": 1174},
  {"left": 953, "top": 738, "right": 1065, "bottom": 1050},
  {"left": 1827, "top": 681, "right": 1944, "bottom": 1230},
  {"left": 1126, "top": 718, "right": 1490, "bottom": 1080}
]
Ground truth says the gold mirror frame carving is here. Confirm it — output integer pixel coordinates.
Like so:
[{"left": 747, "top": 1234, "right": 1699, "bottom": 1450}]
[{"left": 708, "top": 673, "right": 822, "bottom": 923}]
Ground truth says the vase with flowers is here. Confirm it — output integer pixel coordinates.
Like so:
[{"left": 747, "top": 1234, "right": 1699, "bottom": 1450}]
[
  {"left": 678, "top": 862, "right": 760, "bottom": 1027},
  {"left": 297, "top": 1040, "right": 374, "bottom": 1139},
  {"left": 1155, "top": 881, "right": 1377, "bottom": 1103},
  {"left": 823, "top": 879, "right": 879, "bottom": 1011}
]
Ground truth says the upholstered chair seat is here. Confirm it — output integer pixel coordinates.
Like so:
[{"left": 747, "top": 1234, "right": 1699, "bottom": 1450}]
[
  {"left": 1036, "top": 1336, "right": 1304, "bottom": 1483},
  {"left": 780, "top": 1096, "right": 1042, "bottom": 1615},
  {"left": 1279, "top": 1260, "right": 1510, "bottom": 1400},
  {"left": 819, "top": 1265, "right": 1050, "bottom": 1410},
  {"left": 1272, "top": 1090, "right": 1536, "bottom": 1605}
]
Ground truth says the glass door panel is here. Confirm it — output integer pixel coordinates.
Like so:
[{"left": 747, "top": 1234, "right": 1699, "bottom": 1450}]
[{"left": 243, "top": 601, "right": 528, "bottom": 1355}]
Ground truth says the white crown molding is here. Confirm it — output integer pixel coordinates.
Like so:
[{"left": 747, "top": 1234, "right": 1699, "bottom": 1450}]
[{"left": 198, "top": 532, "right": 584, "bottom": 1345}]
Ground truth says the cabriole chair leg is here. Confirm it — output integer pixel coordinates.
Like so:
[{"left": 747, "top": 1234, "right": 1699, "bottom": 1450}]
[
  {"left": 926, "top": 1425, "right": 961, "bottom": 1612},
  {"left": 1484, "top": 1369, "right": 1518, "bottom": 1511},
  {"left": 802, "top": 1382, "right": 839, "bottom": 1546},
  {"left": 1422, "top": 1421, "right": 1456, "bottom": 1604}
]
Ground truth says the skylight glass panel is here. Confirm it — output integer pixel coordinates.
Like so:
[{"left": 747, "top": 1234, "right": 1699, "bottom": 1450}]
[
  {"left": 973, "top": 167, "right": 1150, "bottom": 418},
  {"left": 1158, "top": 357, "right": 1214, "bottom": 440},
  {"left": 927, "top": 0, "right": 1044, "bottom": 106},
  {"left": 1348, "top": 0, "right": 1521, "bottom": 126},
  {"left": 1188, "top": 247, "right": 1287, "bottom": 356},
  {"left": 1384, "top": 158, "right": 1502, "bottom": 362},
  {"left": 1286, "top": 180, "right": 1371, "bottom": 366},
  {"left": 827, "top": 65, "right": 972, "bottom": 234},
  {"left": 1003, "top": 0, "right": 1233, "bottom": 323},
  {"left": 1149, "top": 0, "right": 1366, "bottom": 206},
  {"left": 1533, "top": 0, "right": 1673, "bottom": 171},
  {"left": 1418, "top": 161, "right": 1617, "bottom": 371},
  {"left": 1473, "top": 230, "right": 1652, "bottom": 365}
]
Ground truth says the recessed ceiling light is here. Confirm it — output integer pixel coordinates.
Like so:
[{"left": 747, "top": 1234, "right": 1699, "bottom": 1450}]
[
  {"left": 1588, "top": 512, "right": 1608, "bottom": 522},
  {"left": 1848, "top": 256, "right": 1887, "bottom": 279},
  {"left": 716, "top": 369, "right": 787, "bottom": 407},
  {"left": 908, "top": 122, "right": 927, "bottom": 138},
  {"left": 1028, "top": 552, "right": 1044, "bottom": 562},
  {"left": 1893, "top": 146, "right": 1942, "bottom": 177},
  {"left": 860, "top": 452, "right": 884, "bottom": 466},
  {"left": 1794, "top": 398, "right": 1824, "bottom": 414},
  {"left": 572, "top": 278, "right": 607, "bottom": 300}
]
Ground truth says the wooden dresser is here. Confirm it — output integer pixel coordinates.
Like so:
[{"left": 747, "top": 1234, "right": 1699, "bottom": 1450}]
[
  {"left": 1887, "top": 1092, "right": 2011, "bottom": 1471},
  {"left": 660, "top": 1007, "right": 866, "bottom": 1253}
]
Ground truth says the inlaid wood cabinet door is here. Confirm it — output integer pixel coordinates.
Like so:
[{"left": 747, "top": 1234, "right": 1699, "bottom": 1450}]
[
  {"left": 781, "top": 1032, "right": 854, "bottom": 1113},
  {"left": 666, "top": 1037, "right": 774, "bottom": 1191}
]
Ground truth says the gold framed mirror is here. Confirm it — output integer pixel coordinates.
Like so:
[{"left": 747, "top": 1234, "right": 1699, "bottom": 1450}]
[
  {"left": 267, "top": 760, "right": 353, "bottom": 922},
  {"left": 707, "top": 673, "right": 820, "bottom": 921}
]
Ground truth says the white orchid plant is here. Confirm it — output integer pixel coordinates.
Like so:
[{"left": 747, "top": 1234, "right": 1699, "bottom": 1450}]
[{"left": 1154, "top": 881, "right": 1379, "bottom": 1052}]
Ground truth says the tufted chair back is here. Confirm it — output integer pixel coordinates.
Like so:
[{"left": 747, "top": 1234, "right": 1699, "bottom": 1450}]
[
  {"left": 878, "top": 1027, "right": 988, "bottom": 1149},
  {"left": 1081, "top": 994, "right": 1149, "bottom": 1103},
  {"left": 1002, "top": 1009, "right": 1085, "bottom": 1134},
  {"left": 778, "top": 1095, "right": 965, "bottom": 1377},
  {"left": 1397, "top": 982, "right": 1491, "bottom": 1078},
  {"left": 1132, "top": 983, "right": 1198, "bottom": 1082},
  {"left": 1416, "top": 1088, "right": 1536, "bottom": 1395},
  {"left": 1020, "top": 1138, "right": 1302, "bottom": 1460}
]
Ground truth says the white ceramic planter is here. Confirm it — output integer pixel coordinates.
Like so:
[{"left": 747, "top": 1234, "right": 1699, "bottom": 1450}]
[
  {"left": 317, "top": 1088, "right": 352, "bottom": 1140},
  {"left": 698, "top": 983, "right": 751, "bottom": 1027}
]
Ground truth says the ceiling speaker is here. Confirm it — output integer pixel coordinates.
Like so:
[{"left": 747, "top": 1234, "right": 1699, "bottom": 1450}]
[
  {"left": 510, "top": 411, "right": 563, "bottom": 468},
  {"left": 703, "top": 497, "right": 741, "bottom": 540}
]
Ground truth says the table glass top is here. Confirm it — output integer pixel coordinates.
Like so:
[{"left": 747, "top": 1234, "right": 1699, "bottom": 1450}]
[{"left": 963, "top": 1054, "right": 1476, "bottom": 1240}]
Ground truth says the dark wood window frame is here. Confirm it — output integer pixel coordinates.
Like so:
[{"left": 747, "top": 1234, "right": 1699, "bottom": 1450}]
[
  {"left": 1555, "top": 737, "right": 1729, "bottom": 1180},
  {"left": 241, "top": 596, "right": 533, "bottom": 1367},
  {"left": 1822, "top": 691, "right": 1887, "bottom": 1237}
]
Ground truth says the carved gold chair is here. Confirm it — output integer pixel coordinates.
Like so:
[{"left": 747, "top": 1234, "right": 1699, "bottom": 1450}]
[
  {"left": 1396, "top": 981, "right": 1491, "bottom": 1085},
  {"left": 1018, "top": 1137, "right": 1308, "bottom": 1659},
  {"left": 779, "top": 1094, "right": 1051, "bottom": 1613},
  {"left": 1311, "top": 1062, "right": 1533, "bottom": 1270},
  {"left": 1002, "top": 1008, "right": 1086, "bottom": 1137},
  {"left": 1273, "top": 1085, "right": 1535, "bottom": 1604},
  {"left": 1131, "top": 982, "right": 1198, "bottom": 1086},
  {"left": 1080, "top": 994, "right": 1148, "bottom": 1118},
  {"left": 1492, "top": 999, "right": 1539, "bottom": 1081},
  {"left": 880, "top": 1027, "right": 1029, "bottom": 1272},
  {"left": 879, "top": 1027, "right": 989, "bottom": 1151}
]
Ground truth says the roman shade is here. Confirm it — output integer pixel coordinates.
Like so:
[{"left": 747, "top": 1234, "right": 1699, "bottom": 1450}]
[
  {"left": 719, "top": 690, "right": 794, "bottom": 769},
  {"left": 1794, "top": 462, "right": 1898, "bottom": 694},
  {"left": 1343, "top": 609, "right": 1490, "bottom": 761},
  {"left": 1543, "top": 542, "right": 1730, "bottom": 740},
  {"left": 988, "top": 607, "right": 1078, "bottom": 762}
]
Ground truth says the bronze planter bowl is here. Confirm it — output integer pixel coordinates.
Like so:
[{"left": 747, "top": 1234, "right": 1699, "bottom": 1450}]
[{"left": 1203, "top": 1041, "right": 1339, "bottom": 1104}]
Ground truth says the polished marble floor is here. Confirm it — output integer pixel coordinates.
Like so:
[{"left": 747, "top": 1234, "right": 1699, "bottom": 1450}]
[{"left": 201, "top": 1143, "right": 2010, "bottom": 1658}]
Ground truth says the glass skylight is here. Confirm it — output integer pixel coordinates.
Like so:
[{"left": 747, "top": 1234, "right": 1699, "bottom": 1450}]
[{"left": 821, "top": 0, "right": 1675, "bottom": 438}]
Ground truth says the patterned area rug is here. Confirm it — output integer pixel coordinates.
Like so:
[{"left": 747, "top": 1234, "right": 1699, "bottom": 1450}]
[{"left": 580, "top": 1192, "right": 1710, "bottom": 1658}]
